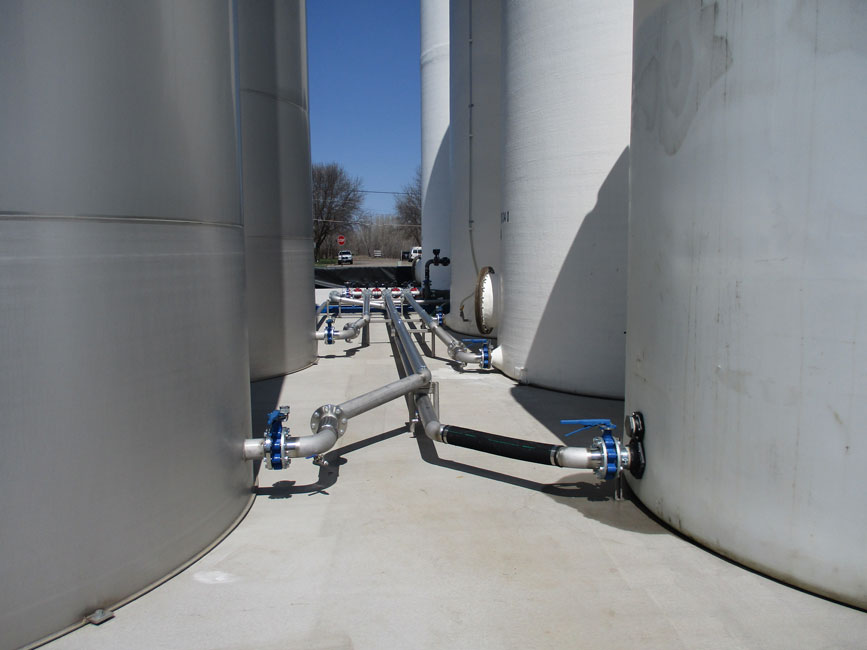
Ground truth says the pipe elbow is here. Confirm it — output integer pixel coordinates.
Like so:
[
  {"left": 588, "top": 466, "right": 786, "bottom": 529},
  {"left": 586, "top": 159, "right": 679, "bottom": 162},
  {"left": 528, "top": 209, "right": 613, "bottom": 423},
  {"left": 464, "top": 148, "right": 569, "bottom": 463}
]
[
  {"left": 453, "top": 349, "right": 481, "bottom": 365},
  {"left": 418, "top": 367, "right": 432, "bottom": 385},
  {"left": 424, "top": 419, "right": 444, "bottom": 442},
  {"left": 286, "top": 426, "right": 339, "bottom": 458}
]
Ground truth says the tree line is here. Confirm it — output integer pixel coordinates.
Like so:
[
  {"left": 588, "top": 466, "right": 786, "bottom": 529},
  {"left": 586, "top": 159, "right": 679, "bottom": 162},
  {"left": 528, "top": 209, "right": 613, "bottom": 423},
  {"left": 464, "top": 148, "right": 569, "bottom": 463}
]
[{"left": 312, "top": 162, "right": 421, "bottom": 260}]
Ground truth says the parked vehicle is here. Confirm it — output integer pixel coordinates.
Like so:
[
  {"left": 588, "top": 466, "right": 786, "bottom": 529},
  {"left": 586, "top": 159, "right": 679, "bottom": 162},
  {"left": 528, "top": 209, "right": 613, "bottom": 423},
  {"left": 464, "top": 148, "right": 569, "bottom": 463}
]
[
  {"left": 410, "top": 246, "right": 422, "bottom": 262},
  {"left": 337, "top": 250, "right": 353, "bottom": 265}
]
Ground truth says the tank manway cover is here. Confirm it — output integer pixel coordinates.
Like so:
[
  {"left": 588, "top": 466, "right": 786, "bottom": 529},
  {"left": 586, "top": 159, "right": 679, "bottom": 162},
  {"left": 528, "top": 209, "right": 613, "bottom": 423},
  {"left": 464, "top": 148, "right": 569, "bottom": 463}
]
[{"left": 474, "top": 266, "right": 498, "bottom": 334}]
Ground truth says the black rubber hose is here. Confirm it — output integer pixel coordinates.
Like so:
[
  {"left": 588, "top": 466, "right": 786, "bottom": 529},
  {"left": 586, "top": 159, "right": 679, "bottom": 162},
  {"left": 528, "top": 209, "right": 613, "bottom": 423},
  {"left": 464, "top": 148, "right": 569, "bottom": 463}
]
[{"left": 441, "top": 425, "right": 560, "bottom": 466}]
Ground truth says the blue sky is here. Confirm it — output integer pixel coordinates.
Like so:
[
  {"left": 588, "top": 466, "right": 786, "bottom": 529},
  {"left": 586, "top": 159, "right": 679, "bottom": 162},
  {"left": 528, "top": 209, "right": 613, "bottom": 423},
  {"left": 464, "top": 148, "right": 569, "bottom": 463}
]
[{"left": 307, "top": 1, "right": 421, "bottom": 216}]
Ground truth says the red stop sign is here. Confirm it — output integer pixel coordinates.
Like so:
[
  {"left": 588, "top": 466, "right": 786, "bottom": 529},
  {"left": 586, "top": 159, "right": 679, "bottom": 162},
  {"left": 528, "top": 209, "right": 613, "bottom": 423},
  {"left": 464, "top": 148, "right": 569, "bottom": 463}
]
[{"left": 337, "top": 235, "right": 346, "bottom": 246}]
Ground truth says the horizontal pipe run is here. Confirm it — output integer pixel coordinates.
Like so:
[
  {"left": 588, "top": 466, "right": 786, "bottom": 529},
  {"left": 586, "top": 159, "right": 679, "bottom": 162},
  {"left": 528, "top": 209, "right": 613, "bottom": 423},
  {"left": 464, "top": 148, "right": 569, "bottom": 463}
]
[
  {"left": 401, "top": 290, "right": 484, "bottom": 366},
  {"left": 338, "top": 372, "right": 430, "bottom": 419},
  {"left": 384, "top": 293, "right": 430, "bottom": 378}
]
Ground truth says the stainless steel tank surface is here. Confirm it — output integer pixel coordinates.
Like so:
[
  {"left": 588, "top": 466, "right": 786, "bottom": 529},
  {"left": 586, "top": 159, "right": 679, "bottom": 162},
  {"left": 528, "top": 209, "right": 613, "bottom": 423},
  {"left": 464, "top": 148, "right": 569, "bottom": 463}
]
[
  {"left": 0, "top": 3, "right": 253, "bottom": 647},
  {"left": 239, "top": 0, "right": 316, "bottom": 380}
]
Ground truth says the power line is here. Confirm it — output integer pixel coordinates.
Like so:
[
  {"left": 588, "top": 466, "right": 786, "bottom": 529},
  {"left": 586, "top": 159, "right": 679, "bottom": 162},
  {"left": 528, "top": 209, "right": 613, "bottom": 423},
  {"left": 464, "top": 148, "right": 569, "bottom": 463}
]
[{"left": 358, "top": 189, "right": 410, "bottom": 195}]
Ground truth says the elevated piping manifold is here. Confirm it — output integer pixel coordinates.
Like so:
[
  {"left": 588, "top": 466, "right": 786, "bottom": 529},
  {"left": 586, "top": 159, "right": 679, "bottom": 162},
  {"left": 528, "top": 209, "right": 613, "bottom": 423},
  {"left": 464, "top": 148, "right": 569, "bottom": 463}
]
[
  {"left": 402, "top": 289, "right": 488, "bottom": 368},
  {"left": 316, "top": 289, "right": 372, "bottom": 343},
  {"left": 245, "top": 292, "right": 432, "bottom": 464},
  {"left": 248, "top": 288, "right": 646, "bottom": 484}
]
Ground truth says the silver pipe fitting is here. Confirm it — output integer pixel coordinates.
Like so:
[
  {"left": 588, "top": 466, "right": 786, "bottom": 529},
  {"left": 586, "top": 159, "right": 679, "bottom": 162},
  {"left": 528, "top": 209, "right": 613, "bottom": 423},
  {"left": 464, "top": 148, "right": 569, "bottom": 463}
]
[
  {"left": 402, "top": 290, "right": 485, "bottom": 367},
  {"left": 555, "top": 446, "right": 602, "bottom": 470},
  {"left": 242, "top": 438, "right": 266, "bottom": 461},
  {"left": 414, "top": 393, "right": 444, "bottom": 442},
  {"left": 249, "top": 292, "right": 436, "bottom": 466},
  {"left": 338, "top": 372, "right": 430, "bottom": 419}
]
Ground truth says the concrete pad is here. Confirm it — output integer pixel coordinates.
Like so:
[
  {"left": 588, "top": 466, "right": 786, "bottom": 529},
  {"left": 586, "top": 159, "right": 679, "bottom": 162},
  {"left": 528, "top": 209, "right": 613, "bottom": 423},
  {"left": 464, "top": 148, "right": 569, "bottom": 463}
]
[{"left": 47, "top": 310, "right": 867, "bottom": 650}]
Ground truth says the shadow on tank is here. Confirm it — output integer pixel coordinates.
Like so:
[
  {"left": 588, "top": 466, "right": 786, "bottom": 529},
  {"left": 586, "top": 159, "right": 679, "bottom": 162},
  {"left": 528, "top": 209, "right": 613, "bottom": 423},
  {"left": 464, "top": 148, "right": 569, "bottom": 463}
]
[{"left": 517, "top": 147, "right": 629, "bottom": 398}]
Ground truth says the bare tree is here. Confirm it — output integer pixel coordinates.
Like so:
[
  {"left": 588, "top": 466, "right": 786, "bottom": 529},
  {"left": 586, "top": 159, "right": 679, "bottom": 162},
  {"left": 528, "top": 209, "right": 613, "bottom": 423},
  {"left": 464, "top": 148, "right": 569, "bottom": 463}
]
[
  {"left": 394, "top": 166, "right": 421, "bottom": 246},
  {"left": 355, "top": 214, "right": 419, "bottom": 258},
  {"left": 312, "top": 162, "right": 364, "bottom": 260}
]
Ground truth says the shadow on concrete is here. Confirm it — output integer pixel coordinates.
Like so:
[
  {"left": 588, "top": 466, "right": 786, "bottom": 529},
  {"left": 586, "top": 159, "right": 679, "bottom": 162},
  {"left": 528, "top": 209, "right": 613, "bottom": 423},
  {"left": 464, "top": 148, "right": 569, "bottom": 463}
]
[
  {"left": 504, "top": 383, "right": 665, "bottom": 533},
  {"left": 257, "top": 427, "right": 407, "bottom": 499},
  {"left": 319, "top": 344, "right": 362, "bottom": 360},
  {"left": 413, "top": 429, "right": 664, "bottom": 534}
]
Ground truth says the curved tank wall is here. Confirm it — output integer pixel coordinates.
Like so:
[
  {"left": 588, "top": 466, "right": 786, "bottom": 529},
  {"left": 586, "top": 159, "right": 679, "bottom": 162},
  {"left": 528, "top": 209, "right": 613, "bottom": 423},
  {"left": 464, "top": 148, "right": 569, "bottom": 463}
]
[
  {"left": 494, "top": 0, "right": 632, "bottom": 397},
  {"left": 0, "top": 3, "right": 252, "bottom": 648},
  {"left": 239, "top": 0, "right": 316, "bottom": 381},
  {"left": 445, "top": 0, "right": 501, "bottom": 336},
  {"left": 420, "top": 0, "right": 451, "bottom": 291},
  {"left": 627, "top": 0, "right": 867, "bottom": 608}
]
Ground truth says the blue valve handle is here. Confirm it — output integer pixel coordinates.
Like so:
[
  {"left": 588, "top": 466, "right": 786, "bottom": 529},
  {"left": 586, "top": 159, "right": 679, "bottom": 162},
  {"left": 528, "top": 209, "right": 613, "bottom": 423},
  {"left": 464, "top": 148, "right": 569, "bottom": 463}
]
[{"left": 560, "top": 418, "right": 616, "bottom": 437}]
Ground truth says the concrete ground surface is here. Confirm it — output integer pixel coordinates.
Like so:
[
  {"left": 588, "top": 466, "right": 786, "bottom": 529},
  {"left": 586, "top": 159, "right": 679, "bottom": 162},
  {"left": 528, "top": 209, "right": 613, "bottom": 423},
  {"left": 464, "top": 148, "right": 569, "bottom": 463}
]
[{"left": 48, "top": 308, "right": 867, "bottom": 650}]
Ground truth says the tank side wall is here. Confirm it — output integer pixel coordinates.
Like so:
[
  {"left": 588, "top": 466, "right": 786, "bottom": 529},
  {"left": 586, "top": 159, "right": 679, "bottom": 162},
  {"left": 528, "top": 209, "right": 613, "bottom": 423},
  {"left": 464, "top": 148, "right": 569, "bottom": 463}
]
[
  {"left": 0, "top": 3, "right": 252, "bottom": 647},
  {"left": 497, "top": 0, "right": 632, "bottom": 396},
  {"left": 626, "top": 0, "right": 867, "bottom": 608},
  {"left": 239, "top": 0, "right": 316, "bottom": 379}
]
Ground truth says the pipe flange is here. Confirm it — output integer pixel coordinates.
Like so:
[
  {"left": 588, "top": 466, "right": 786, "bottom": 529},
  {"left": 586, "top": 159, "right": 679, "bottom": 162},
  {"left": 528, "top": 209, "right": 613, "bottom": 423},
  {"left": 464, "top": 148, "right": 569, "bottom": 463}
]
[
  {"left": 590, "top": 434, "right": 621, "bottom": 480},
  {"left": 264, "top": 431, "right": 292, "bottom": 470},
  {"left": 310, "top": 404, "right": 349, "bottom": 437}
]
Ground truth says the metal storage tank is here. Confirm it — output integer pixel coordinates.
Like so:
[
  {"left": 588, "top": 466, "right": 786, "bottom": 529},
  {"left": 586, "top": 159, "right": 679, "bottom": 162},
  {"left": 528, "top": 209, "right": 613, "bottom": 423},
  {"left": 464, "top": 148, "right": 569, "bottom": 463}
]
[
  {"left": 493, "top": 0, "right": 632, "bottom": 396},
  {"left": 420, "top": 0, "right": 451, "bottom": 290},
  {"left": 445, "top": 0, "right": 501, "bottom": 336},
  {"left": 239, "top": 0, "right": 316, "bottom": 380},
  {"left": 0, "top": 3, "right": 252, "bottom": 648},
  {"left": 627, "top": 0, "right": 867, "bottom": 608}
]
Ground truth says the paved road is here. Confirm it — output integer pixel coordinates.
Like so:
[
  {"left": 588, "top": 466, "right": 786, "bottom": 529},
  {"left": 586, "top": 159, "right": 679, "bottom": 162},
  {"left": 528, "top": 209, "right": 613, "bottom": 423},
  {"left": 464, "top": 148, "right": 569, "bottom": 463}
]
[{"left": 318, "top": 256, "right": 414, "bottom": 269}]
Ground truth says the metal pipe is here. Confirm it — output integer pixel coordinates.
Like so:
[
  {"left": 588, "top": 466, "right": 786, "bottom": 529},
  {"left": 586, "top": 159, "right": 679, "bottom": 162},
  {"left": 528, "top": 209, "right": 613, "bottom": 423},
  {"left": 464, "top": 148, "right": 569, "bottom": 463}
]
[
  {"left": 253, "top": 286, "right": 620, "bottom": 478},
  {"left": 339, "top": 372, "right": 430, "bottom": 419},
  {"left": 384, "top": 293, "right": 430, "bottom": 378},
  {"left": 402, "top": 290, "right": 484, "bottom": 366},
  {"left": 333, "top": 290, "right": 371, "bottom": 341},
  {"left": 248, "top": 292, "right": 436, "bottom": 464},
  {"left": 415, "top": 394, "right": 444, "bottom": 442}
]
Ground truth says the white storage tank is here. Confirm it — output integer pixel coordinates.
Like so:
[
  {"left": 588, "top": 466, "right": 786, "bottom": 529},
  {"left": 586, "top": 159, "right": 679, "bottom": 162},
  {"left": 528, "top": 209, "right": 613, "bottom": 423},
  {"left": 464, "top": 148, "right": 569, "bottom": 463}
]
[
  {"left": 493, "top": 0, "right": 632, "bottom": 397},
  {"left": 0, "top": 3, "right": 252, "bottom": 647},
  {"left": 240, "top": 0, "right": 316, "bottom": 380},
  {"left": 627, "top": 0, "right": 867, "bottom": 608},
  {"left": 445, "top": 0, "right": 501, "bottom": 336},
  {"left": 420, "top": 0, "right": 451, "bottom": 291}
]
